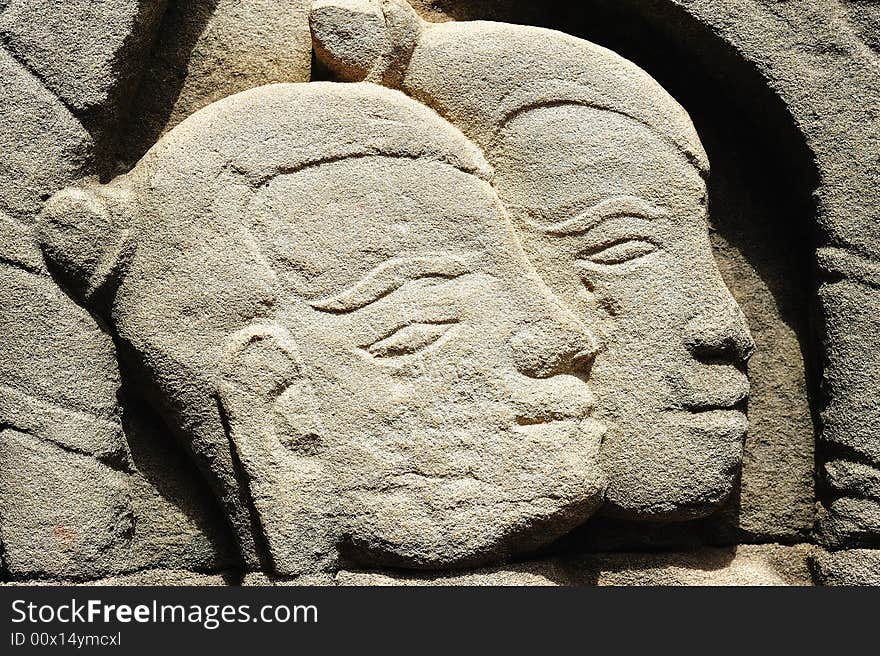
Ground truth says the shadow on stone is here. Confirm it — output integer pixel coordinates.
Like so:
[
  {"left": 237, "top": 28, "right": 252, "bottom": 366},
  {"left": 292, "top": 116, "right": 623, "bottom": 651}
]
[{"left": 115, "top": 0, "right": 220, "bottom": 169}]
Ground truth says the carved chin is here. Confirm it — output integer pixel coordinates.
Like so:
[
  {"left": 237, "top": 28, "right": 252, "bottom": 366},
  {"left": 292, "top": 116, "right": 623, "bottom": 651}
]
[
  {"left": 333, "top": 419, "right": 607, "bottom": 569},
  {"left": 599, "top": 414, "right": 747, "bottom": 522}
]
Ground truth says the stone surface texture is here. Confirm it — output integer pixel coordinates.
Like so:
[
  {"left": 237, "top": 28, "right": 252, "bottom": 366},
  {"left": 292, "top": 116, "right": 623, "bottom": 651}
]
[
  {"left": 338, "top": 544, "right": 815, "bottom": 586},
  {"left": 810, "top": 548, "right": 880, "bottom": 586},
  {"left": 1, "top": 0, "right": 879, "bottom": 585},
  {"left": 0, "top": 0, "right": 166, "bottom": 120},
  {"left": 5, "top": 545, "right": 812, "bottom": 586}
]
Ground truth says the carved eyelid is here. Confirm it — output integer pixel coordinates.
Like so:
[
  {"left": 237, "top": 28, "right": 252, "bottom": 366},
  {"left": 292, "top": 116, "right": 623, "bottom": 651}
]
[
  {"left": 522, "top": 196, "right": 668, "bottom": 236},
  {"left": 364, "top": 320, "right": 459, "bottom": 359},
  {"left": 580, "top": 234, "right": 659, "bottom": 254},
  {"left": 307, "top": 254, "right": 472, "bottom": 313},
  {"left": 577, "top": 237, "right": 660, "bottom": 266}
]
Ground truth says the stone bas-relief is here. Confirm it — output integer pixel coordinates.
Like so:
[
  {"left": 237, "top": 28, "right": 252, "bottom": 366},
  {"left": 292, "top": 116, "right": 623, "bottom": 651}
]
[
  {"left": 2, "top": 0, "right": 880, "bottom": 585},
  {"left": 311, "top": 0, "right": 755, "bottom": 521},
  {"left": 39, "top": 83, "right": 606, "bottom": 575}
]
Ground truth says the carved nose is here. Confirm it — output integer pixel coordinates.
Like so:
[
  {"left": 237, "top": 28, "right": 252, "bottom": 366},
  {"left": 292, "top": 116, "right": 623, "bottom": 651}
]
[
  {"left": 510, "top": 295, "right": 600, "bottom": 378},
  {"left": 684, "top": 294, "right": 754, "bottom": 364}
]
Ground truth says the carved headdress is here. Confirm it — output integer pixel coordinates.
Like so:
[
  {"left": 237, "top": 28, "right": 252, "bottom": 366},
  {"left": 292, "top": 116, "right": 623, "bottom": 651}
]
[{"left": 311, "top": 0, "right": 708, "bottom": 175}]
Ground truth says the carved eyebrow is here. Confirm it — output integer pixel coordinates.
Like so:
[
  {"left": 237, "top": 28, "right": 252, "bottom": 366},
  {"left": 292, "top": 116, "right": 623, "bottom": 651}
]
[
  {"left": 307, "top": 254, "right": 471, "bottom": 314},
  {"left": 518, "top": 196, "right": 668, "bottom": 236}
]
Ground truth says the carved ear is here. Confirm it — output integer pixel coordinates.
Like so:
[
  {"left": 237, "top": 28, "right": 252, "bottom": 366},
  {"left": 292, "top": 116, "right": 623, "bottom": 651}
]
[
  {"left": 37, "top": 183, "right": 132, "bottom": 306},
  {"left": 311, "top": 0, "right": 422, "bottom": 84},
  {"left": 218, "top": 323, "right": 323, "bottom": 471},
  {"left": 218, "top": 323, "right": 335, "bottom": 576}
]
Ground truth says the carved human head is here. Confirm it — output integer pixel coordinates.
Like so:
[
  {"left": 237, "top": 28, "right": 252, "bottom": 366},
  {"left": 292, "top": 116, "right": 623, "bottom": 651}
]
[{"left": 39, "top": 82, "right": 605, "bottom": 575}]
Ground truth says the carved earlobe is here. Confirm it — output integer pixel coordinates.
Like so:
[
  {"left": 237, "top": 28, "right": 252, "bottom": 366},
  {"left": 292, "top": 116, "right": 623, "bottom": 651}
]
[
  {"left": 37, "top": 183, "right": 133, "bottom": 306},
  {"left": 311, "top": 0, "right": 422, "bottom": 85},
  {"left": 218, "top": 323, "right": 336, "bottom": 577}
]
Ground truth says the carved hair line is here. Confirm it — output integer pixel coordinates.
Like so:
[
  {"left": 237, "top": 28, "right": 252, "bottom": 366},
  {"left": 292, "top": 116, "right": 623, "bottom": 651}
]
[
  {"left": 311, "top": 6, "right": 711, "bottom": 179},
  {"left": 227, "top": 149, "right": 494, "bottom": 191},
  {"left": 493, "top": 77, "right": 709, "bottom": 178},
  {"left": 38, "top": 82, "right": 497, "bottom": 311}
]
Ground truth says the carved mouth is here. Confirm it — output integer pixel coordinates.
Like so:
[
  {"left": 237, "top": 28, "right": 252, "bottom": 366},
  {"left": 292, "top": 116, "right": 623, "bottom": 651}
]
[
  {"left": 514, "top": 415, "right": 583, "bottom": 427},
  {"left": 683, "top": 398, "right": 748, "bottom": 414},
  {"left": 662, "top": 394, "right": 748, "bottom": 440},
  {"left": 511, "top": 416, "right": 597, "bottom": 439},
  {"left": 666, "top": 382, "right": 749, "bottom": 415},
  {"left": 515, "top": 415, "right": 574, "bottom": 426},
  {"left": 513, "top": 396, "right": 595, "bottom": 427},
  {"left": 665, "top": 401, "right": 748, "bottom": 442}
]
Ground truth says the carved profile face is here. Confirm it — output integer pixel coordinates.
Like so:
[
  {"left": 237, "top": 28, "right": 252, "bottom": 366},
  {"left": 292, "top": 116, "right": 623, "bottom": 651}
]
[
  {"left": 228, "top": 154, "right": 604, "bottom": 571},
  {"left": 496, "top": 105, "right": 754, "bottom": 520},
  {"left": 39, "top": 83, "right": 605, "bottom": 575}
]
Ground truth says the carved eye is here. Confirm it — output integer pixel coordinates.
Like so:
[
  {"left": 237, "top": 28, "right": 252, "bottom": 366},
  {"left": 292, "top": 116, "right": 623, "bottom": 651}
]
[
  {"left": 365, "top": 321, "right": 457, "bottom": 358},
  {"left": 579, "top": 237, "right": 659, "bottom": 265}
]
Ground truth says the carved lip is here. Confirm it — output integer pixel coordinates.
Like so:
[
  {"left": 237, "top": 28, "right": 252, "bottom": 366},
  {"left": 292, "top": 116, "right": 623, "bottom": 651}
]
[
  {"left": 515, "top": 415, "right": 580, "bottom": 426},
  {"left": 670, "top": 385, "right": 749, "bottom": 414},
  {"left": 684, "top": 408, "right": 747, "bottom": 432},
  {"left": 671, "top": 406, "right": 748, "bottom": 440},
  {"left": 663, "top": 395, "right": 748, "bottom": 439},
  {"left": 511, "top": 416, "right": 596, "bottom": 436},
  {"left": 514, "top": 405, "right": 595, "bottom": 426}
]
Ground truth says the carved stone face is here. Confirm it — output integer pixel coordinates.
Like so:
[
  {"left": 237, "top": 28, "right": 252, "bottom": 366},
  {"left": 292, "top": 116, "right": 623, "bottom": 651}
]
[
  {"left": 496, "top": 105, "right": 754, "bottom": 520},
  {"left": 39, "top": 83, "right": 606, "bottom": 575}
]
